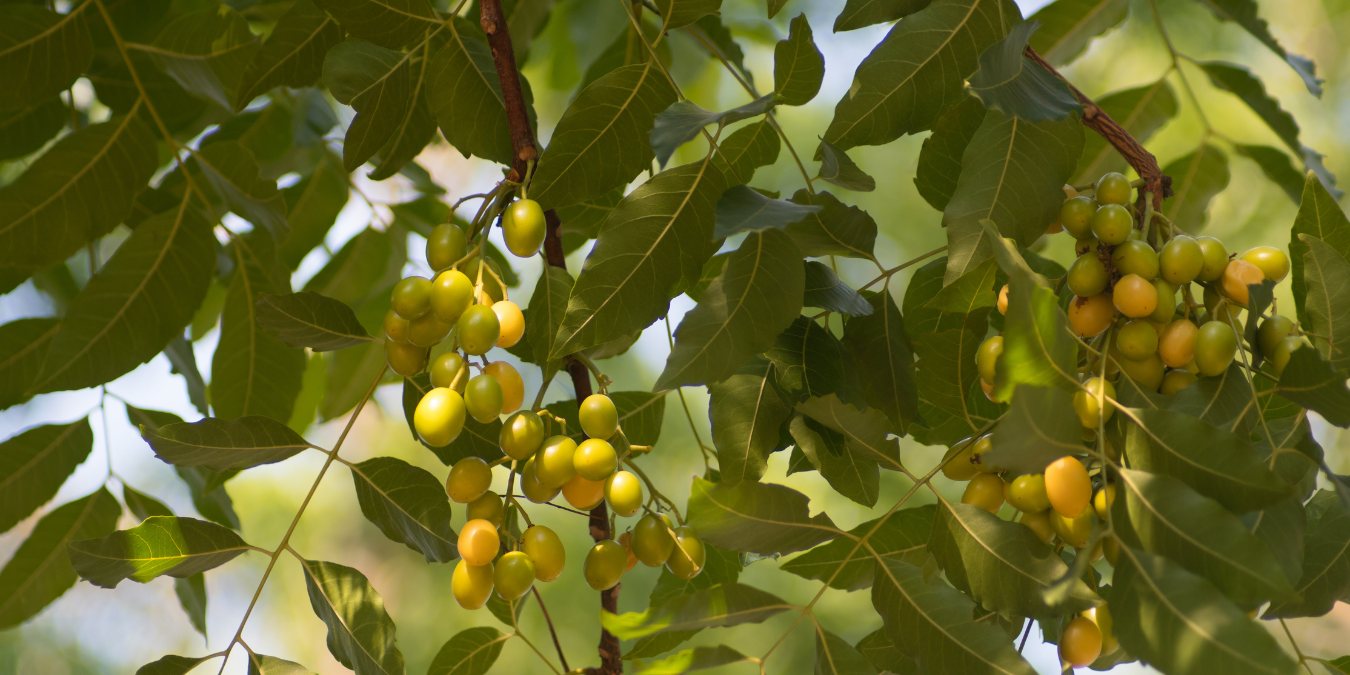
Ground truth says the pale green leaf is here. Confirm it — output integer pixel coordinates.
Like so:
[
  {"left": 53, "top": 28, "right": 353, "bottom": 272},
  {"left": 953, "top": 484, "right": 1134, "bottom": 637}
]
[
  {"left": 248, "top": 654, "right": 317, "bottom": 675},
  {"left": 984, "top": 385, "right": 1081, "bottom": 473},
  {"left": 235, "top": 0, "right": 343, "bottom": 109},
  {"left": 300, "top": 558, "right": 406, "bottom": 675},
  {"left": 1160, "top": 144, "right": 1230, "bottom": 234},
  {"left": 143, "top": 415, "right": 319, "bottom": 472},
  {"left": 636, "top": 645, "right": 751, "bottom": 675},
  {"left": 709, "top": 358, "right": 792, "bottom": 484},
  {"left": 0, "top": 419, "right": 92, "bottom": 534},
  {"left": 0, "top": 4, "right": 93, "bottom": 111},
  {"left": 781, "top": 505, "right": 932, "bottom": 591},
  {"left": 648, "top": 543, "right": 742, "bottom": 608},
  {"left": 256, "top": 292, "right": 375, "bottom": 352},
  {"left": 686, "top": 477, "right": 841, "bottom": 555},
  {"left": 1273, "top": 348, "right": 1350, "bottom": 427},
  {"left": 175, "top": 574, "right": 208, "bottom": 639},
  {"left": 914, "top": 96, "right": 987, "bottom": 211},
  {"left": 966, "top": 21, "right": 1081, "bottom": 122},
  {"left": 816, "top": 629, "right": 878, "bottom": 675},
  {"left": 426, "top": 626, "right": 509, "bottom": 675},
  {"left": 602, "top": 582, "right": 791, "bottom": 639},
  {"left": 1193, "top": 0, "right": 1322, "bottom": 96},
  {"left": 775, "top": 14, "right": 824, "bottom": 107},
  {"left": 785, "top": 190, "right": 878, "bottom": 259},
  {"left": 350, "top": 456, "right": 459, "bottom": 563},
  {"left": 68, "top": 516, "right": 255, "bottom": 588},
  {"left": 135, "top": 655, "right": 213, "bottom": 675},
  {"left": 1027, "top": 0, "right": 1128, "bottom": 66},
  {"left": 312, "top": 0, "right": 440, "bottom": 49}
]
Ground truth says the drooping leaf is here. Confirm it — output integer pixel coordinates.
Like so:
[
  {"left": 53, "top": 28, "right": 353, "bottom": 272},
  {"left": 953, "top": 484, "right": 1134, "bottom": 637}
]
[
  {"left": 279, "top": 155, "right": 349, "bottom": 269},
  {"left": 0, "top": 4, "right": 93, "bottom": 111},
  {"left": 256, "top": 292, "right": 375, "bottom": 352},
  {"left": 1160, "top": 144, "right": 1230, "bottom": 234},
  {"left": 143, "top": 415, "right": 319, "bottom": 472},
  {"left": 714, "top": 119, "right": 781, "bottom": 183},
  {"left": 175, "top": 466, "right": 241, "bottom": 531},
  {"left": 0, "top": 488, "right": 120, "bottom": 629},
  {"left": 709, "top": 358, "right": 792, "bottom": 485},
  {"left": 1027, "top": 0, "right": 1129, "bottom": 65},
  {"left": 774, "top": 14, "right": 824, "bottom": 107},
  {"left": 686, "top": 477, "right": 841, "bottom": 555},
  {"left": 1193, "top": 0, "right": 1322, "bottom": 96},
  {"left": 602, "top": 583, "right": 791, "bottom": 639},
  {"left": 1290, "top": 173, "right": 1350, "bottom": 330},
  {"left": 369, "top": 56, "right": 437, "bottom": 182},
  {"left": 1273, "top": 348, "right": 1350, "bottom": 428},
  {"left": 194, "top": 142, "right": 289, "bottom": 239},
  {"left": 1298, "top": 233, "right": 1350, "bottom": 374},
  {"left": 0, "top": 419, "right": 92, "bottom": 534},
  {"left": 164, "top": 336, "right": 209, "bottom": 417},
  {"left": 323, "top": 38, "right": 416, "bottom": 172},
  {"left": 0, "top": 318, "right": 58, "bottom": 410},
  {"left": 350, "top": 456, "right": 459, "bottom": 563},
  {"left": 651, "top": 96, "right": 775, "bottom": 169},
  {"left": 1264, "top": 489, "right": 1350, "bottom": 618},
  {"left": 312, "top": 0, "right": 440, "bottom": 49},
  {"left": 822, "top": 0, "right": 1020, "bottom": 152},
  {"left": 175, "top": 573, "right": 209, "bottom": 639},
  {"left": 426, "top": 20, "right": 533, "bottom": 167},
  {"left": 914, "top": 96, "right": 987, "bottom": 211},
  {"left": 235, "top": 0, "right": 343, "bottom": 109},
  {"left": 987, "top": 226, "right": 1076, "bottom": 398},
  {"left": 635, "top": 645, "right": 751, "bottom": 675},
  {"left": 0, "top": 97, "right": 66, "bottom": 161},
  {"left": 833, "top": 0, "right": 931, "bottom": 31},
  {"left": 143, "top": 7, "right": 260, "bottom": 109},
  {"left": 842, "top": 290, "right": 919, "bottom": 434},
  {"left": 713, "top": 185, "right": 822, "bottom": 238},
  {"left": 68, "top": 516, "right": 255, "bottom": 589},
  {"left": 790, "top": 414, "right": 880, "bottom": 507},
  {"left": 871, "top": 559, "right": 1037, "bottom": 675},
  {"left": 782, "top": 505, "right": 933, "bottom": 591},
  {"left": 526, "top": 266, "right": 573, "bottom": 380},
  {"left": 426, "top": 626, "right": 509, "bottom": 675},
  {"left": 300, "top": 558, "right": 407, "bottom": 675},
  {"left": 1072, "top": 80, "right": 1177, "bottom": 183},
  {"left": 134, "top": 654, "right": 213, "bottom": 675},
  {"left": 983, "top": 386, "right": 1080, "bottom": 473},
  {"left": 912, "top": 260, "right": 996, "bottom": 427},
  {"left": 552, "top": 159, "right": 727, "bottom": 357},
  {"left": 1110, "top": 546, "right": 1299, "bottom": 675},
  {"left": 802, "top": 262, "right": 872, "bottom": 316},
  {"left": 796, "top": 395, "right": 903, "bottom": 472},
  {"left": 1234, "top": 145, "right": 1304, "bottom": 204},
  {"left": 816, "top": 140, "right": 877, "bottom": 193},
  {"left": 248, "top": 654, "right": 317, "bottom": 675},
  {"left": 766, "top": 317, "right": 858, "bottom": 406},
  {"left": 966, "top": 21, "right": 1082, "bottom": 122}
]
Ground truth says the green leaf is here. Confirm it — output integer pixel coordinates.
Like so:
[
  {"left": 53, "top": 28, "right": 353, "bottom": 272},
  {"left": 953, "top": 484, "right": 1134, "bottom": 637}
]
[
  {"left": 709, "top": 358, "right": 792, "bottom": 484},
  {"left": 803, "top": 262, "right": 872, "bottom": 316},
  {"left": 1072, "top": 80, "right": 1177, "bottom": 183},
  {"left": 1159, "top": 144, "right": 1230, "bottom": 234},
  {"left": 855, "top": 629, "right": 918, "bottom": 675},
  {"left": 767, "top": 317, "right": 859, "bottom": 406},
  {"left": 988, "top": 227, "right": 1076, "bottom": 398},
  {"left": 143, "top": 416, "right": 319, "bottom": 472},
  {"left": 165, "top": 336, "right": 209, "bottom": 417},
  {"left": 1290, "top": 171, "right": 1350, "bottom": 329},
  {"left": 68, "top": 516, "right": 255, "bottom": 589},
  {"left": 1325, "top": 656, "right": 1350, "bottom": 675},
  {"left": 1234, "top": 144, "right": 1304, "bottom": 204},
  {"left": 602, "top": 582, "right": 791, "bottom": 639},
  {"left": 714, "top": 119, "right": 781, "bottom": 183},
  {"left": 1122, "top": 408, "right": 1288, "bottom": 512},
  {"left": 426, "top": 626, "right": 509, "bottom": 675},
  {"left": 256, "top": 292, "right": 375, "bottom": 352},
  {"left": 942, "top": 112, "right": 1083, "bottom": 283},
  {"left": 774, "top": 14, "right": 824, "bottom": 107},
  {"left": 195, "top": 142, "right": 289, "bottom": 239},
  {"left": 0, "top": 420, "right": 92, "bottom": 534},
  {"left": 690, "top": 16, "right": 752, "bottom": 86},
  {"left": 1027, "top": 0, "right": 1128, "bottom": 65},
  {"left": 1110, "top": 546, "right": 1299, "bottom": 675},
  {"left": 651, "top": 96, "right": 776, "bottom": 169},
  {"left": 654, "top": 0, "right": 722, "bottom": 30},
  {"left": 1193, "top": 0, "right": 1322, "bottom": 96},
  {"left": 966, "top": 21, "right": 1081, "bottom": 122},
  {"left": 368, "top": 62, "right": 437, "bottom": 181},
  {"left": 212, "top": 232, "right": 307, "bottom": 422},
  {"left": 579, "top": 20, "right": 671, "bottom": 91},
  {"left": 141, "top": 8, "right": 259, "bottom": 109},
  {"left": 426, "top": 20, "right": 529, "bottom": 167},
  {"left": 551, "top": 159, "right": 728, "bottom": 357},
  {"left": 912, "top": 258, "right": 995, "bottom": 428},
  {"left": 304, "top": 227, "right": 405, "bottom": 308},
  {"left": 1298, "top": 233, "right": 1350, "bottom": 374},
  {"left": 871, "top": 559, "right": 1037, "bottom": 675},
  {"left": 123, "top": 484, "right": 173, "bottom": 521},
  {"left": 914, "top": 96, "right": 987, "bottom": 211},
  {"left": 403, "top": 374, "right": 505, "bottom": 464},
  {"left": 796, "top": 395, "right": 904, "bottom": 472},
  {"left": 532, "top": 61, "right": 679, "bottom": 210},
  {"left": 832, "top": 0, "right": 931, "bottom": 32},
  {"left": 781, "top": 505, "right": 933, "bottom": 591},
  {"left": 300, "top": 558, "right": 407, "bottom": 675},
  {"left": 1265, "top": 488, "right": 1350, "bottom": 618},
  {"left": 785, "top": 190, "right": 878, "bottom": 259},
  {"left": 815, "top": 629, "right": 878, "bottom": 675},
  {"left": 175, "top": 573, "right": 208, "bottom": 639},
  {"left": 929, "top": 501, "right": 1097, "bottom": 619},
  {"left": 790, "top": 414, "right": 880, "bottom": 507},
  {"left": 0, "top": 112, "right": 158, "bottom": 275},
  {"left": 1273, "top": 348, "right": 1350, "bottom": 428},
  {"left": 324, "top": 38, "right": 416, "bottom": 171},
  {"left": 843, "top": 290, "right": 919, "bottom": 434},
  {"left": 350, "top": 456, "right": 459, "bottom": 563},
  {"left": 816, "top": 140, "right": 877, "bottom": 193},
  {"left": 822, "top": 0, "right": 1020, "bottom": 153},
  {"left": 312, "top": 0, "right": 440, "bottom": 49},
  {"left": 0, "top": 318, "right": 57, "bottom": 410},
  {"left": 686, "top": 477, "right": 841, "bottom": 555},
  {"left": 1244, "top": 496, "right": 1308, "bottom": 589},
  {"left": 134, "top": 654, "right": 213, "bottom": 675},
  {"left": 175, "top": 466, "right": 241, "bottom": 531},
  {"left": 29, "top": 201, "right": 215, "bottom": 395},
  {"left": 984, "top": 386, "right": 1080, "bottom": 474},
  {"left": 713, "top": 186, "right": 821, "bottom": 239},
  {"left": 0, "top": 488, "right": 120, "bottom": 629},
  {"left": 0, "top": 5, "right": 93, "bottom": 111},
  {"left": 0, "top": 97, "right": 65, "bottom": 161},
  {"left": 1114, "top": 468, "right": 1295, "bottom": 609},
  {"left": 526, "top": 266, "right": 573, "bottom": 380},
  {"left": 236, "top": 0, "right": 343, "bottom": 109},
  {"left": 635, "top": 645, "right": 751, "bottom": 674},
  {"left": 248, "top": 654, "right": 317, "bottom": 675},
  {"left": 648, "top": 543, "right": 742, "bottom": 607},
  {"left": 289, "top": 352, "right": 328, "bottom": 433}
]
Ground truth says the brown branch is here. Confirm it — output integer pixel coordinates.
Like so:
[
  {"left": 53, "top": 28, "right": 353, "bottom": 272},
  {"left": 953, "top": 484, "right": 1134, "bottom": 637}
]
[
  {"left": 478, "top": 2, "right": 622, "bottom": 673},
  {"left": 1024, "top": 46, "right": 1173, "bottom": 213}
]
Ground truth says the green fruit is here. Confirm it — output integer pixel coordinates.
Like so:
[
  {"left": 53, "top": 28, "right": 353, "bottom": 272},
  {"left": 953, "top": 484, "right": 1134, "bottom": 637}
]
[
  {"left": 452, "top": 559, "right": 494, "bottom": 609},
  {"left": 1073, "top": 377, "right": 1116, "bottom": 428},
  {"left": 574, "top": 438, "right": 617, "bottom": 481},
  {"left": 1094, "top": 172, "right": 1132, "bottom": 205},
  {"left": 584, "top": 540, "right": 627, "bottom": 591},
  {"left": 427, "top": 223, "right": 468, "bottom": 272},
  {"left": 457, "top": 305, "right": 501, "bottom": 356},
  {"left": 665, "top": 527, "right": 705, "bottom": 580},
  {"left": 493, "top": 551, "right": 535, "bottom": 601},
  {"left": 1007, "top": 474, "right": 1051, "bottom": 513},
  {"left": 466, "top": 491, "right": 504, "bottom": 528},
  {"left": 1269, "top": 336, "right": 1308, "bottom": 377},
  {"left": 1068, "top": 253, "right": 1109, "bottom": 297},
  {"left": 1061, "top": 197, "right": 1098, "bottom": 239},
  {"left": 430, "top": 352, "right": 468, "bottom": 390},
  {"left": 1149, "top": 279, "right": 1176, "bottom": 323},
  {"left": 521, "top": 525, "right": 565, "bottom": 581},
  {"left": 1258, "top": 315, "right": 1295, "bottom": 358},
  {"left": 579, "top": 394, "right": 618, "bottom": 440},
  {"left": 1195, "top": 236, "right": 1228, "bottom": 282},
  {"left": 407, "top": 312, "right": 452, "bottom": 347},
  {"left": 414, "top": 387, "right": 466, "bottom": 447},
  {"left": 604, "top": 470, "right": 643, "bottom": 517},
  {"left": 1091, "top": 204, "right": 1133, "bottom": 246},
  {"left": 1075, "top": 237, "right": 1098, "bottom": 257},
  {"left": 499, "top": 411, "right": 545, "bottom": 460},
  {"left": 1159, "top": 236, "right": 1203, "bottom": 285},
  {"left": 447, "top": 456, "right": 493, "bottom": 503},
  {"left": 385, "top": 340, "right": 429, "bottom": 377},
  {"left": 1193, "top": 321, "right": 1238, "bottom": 377},
  {"left": 384, "top": 310, "right": 410, "bottom": 344},
  {"left": 432, "top": 270, "right": 474, "bottom": 324},
  {"left": 1160, "top": 369, "right": 1197, "bottom": 395},
  {"left": 1111, "top": 240, "right": 1159, "bottom": 280},
  {"left": 465, "top": 374, "right": 505, "bottom": 423},
  {"left": 502, "top": 199, "right": 547, "bottom": 258},
  {"left": 1117, "top": 350, "right": 1164, "bottom": 391},
  {"left": 976, "top": 335, "right": 1003, "bottom": 384},
  {"left": 1116, "top": 320, "right": 1159, "bottom": 361},
  {"left": 632, "top": 513, "right": 675, "bottom": 567},
  {"left": 391, "top": 276, "right": 433, "bottom": 320},
  {"left": 535, "top": 436, "right": 578, "bottom": 488},
  {"left": 519, "top": 457, "right": 560, "bottom": 504}
]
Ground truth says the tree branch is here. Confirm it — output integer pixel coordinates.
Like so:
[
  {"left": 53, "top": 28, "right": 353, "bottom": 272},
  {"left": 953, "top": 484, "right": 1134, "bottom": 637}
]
[{"left": 478, "top": 2, "right": 622, "bottom": 672}]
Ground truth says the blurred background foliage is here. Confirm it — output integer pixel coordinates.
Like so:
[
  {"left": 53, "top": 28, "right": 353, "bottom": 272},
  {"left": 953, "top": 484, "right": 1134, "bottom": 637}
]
[{"left": 1, "top": 0, "right": 1348, "bottom": 672}]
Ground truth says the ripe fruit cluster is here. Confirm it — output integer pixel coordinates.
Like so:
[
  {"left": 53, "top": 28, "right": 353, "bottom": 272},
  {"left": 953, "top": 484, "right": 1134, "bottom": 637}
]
[{"left": 443, "top": 393, "right": 705, "bottom": 609}]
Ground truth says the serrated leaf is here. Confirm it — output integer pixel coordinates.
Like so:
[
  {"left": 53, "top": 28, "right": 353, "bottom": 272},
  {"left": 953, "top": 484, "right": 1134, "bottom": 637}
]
[
  {"left": 134, "top": 654, "right": 213, "bottom": 675},
  {"left": 709, "top": 358, "right": 792, "bottom": 484},
  {"left": 532, "top": 61, "right": 678, "bottom": 210},
  {"left": 843, "top": 290, "right": 919, "bottom": 434},
  {"left": 1298, "top": 233, "right": 1350, "bottom": 374},
  {"left": 871, "top": 559, "right": 1037, "bottom": 675},
  {"left": 686, "top": 477, "right": 841, "bottom": 555},
  {"left": 1290, "top": 171, "right": 1350, "bottom": 329},
  {"left": 1234, "top": 144, "right": 1304, "bottom": 204},
  {"left": 651, "top": 96, "right": 775, "bottom": 169},
  {"left": 1122, "top": 408, "right": 1288, "bottom": 512},
  {"left": 636, "top": 645, "right": 751, "bottom": 675},
  {"left": 0, "top": 97, "right": 65, "bottom": 161},
  {"left": 942, "top": 111, "right": 1083, "bottom": 284},
  {"left": 0, "top": 420, "right": 93, "bottom": 534},
  {"left": 802, "top": 262, "right": 872, "bottom": 316},
  {"left": 313, "top": 0, "right": 440, "bottom": 49},
  {"left": 300, "top": 558, "right": 406, "bottom": 675},
  {"left": 141, "top": 8, "right": 259, "bottom": 109},
  {"left": 833, "top": 0, "right": 930, "bottom": 32},
  {"left": 984, "top": 385, "right": 1080, "bottom": 473},
  {"left": 427, "top": 626, "right": 508, "bottom": 675},
  {"left": 714, "top": 119, "right": 781, "bottom": 183},
  {"left": 774, "top": 14, "right": 824, "bottom": 107},
  {"left": 143, "top": 415, "right": 318, "bottom": 472},
  {"left": 552, "top": 159, "right": 727, "bottom": 357},
  {"left": 603, "top": 583, "right": 791, "bottom": 639},
  {"left": 1160, "top": 144, "right": 1230, "bottom": 234},
  {"left": 68, "top": 516, "right": 255, "bottom": 589},
  {"left": 713, "top": 185, "right": 821, "bottom": 238},
  {"left": 1072, "top": 80, "right": 1177, "bottom": 183},
  {"left": 855, "top": 629, "right": 917, "bottom": 675},
  {"left": 1110, "top": 546, "right": 1298, "bottom": 675},
  {"left": 1273, "top": 348, "right": 1350, "bottom": 427},
  {"left": 248, "top": 654, "right": 317, "bottom": 675},
  {"left": 822, "top": 0, "right": 1020, "bottom": 153},
  {"left": 256, "top": 292, "right": 375, "bottom": 351},
  {"left": 1265, "top": 490, "right": 1350, "bottom": 618},
  {"left": 1114, "top": 468, "right": 1295, "bottom": 609},
  {"left": 781, "top": 505, "right": 933, "bottom": 591},
  {"left": 791, "top": 414, "right": 879, "bottom": 506},
  {"left": 235, "top": 0, "right": 343, "bottom": 109},
  {"left": 1193, "top": 0, "right": 1322, "bottom": 96},
  {"left": 966, "top": 21, "right": 1081, "bottom": 122},
  {"left": 29, "top": 200, "right": 215, "bottom": 395},
  {"left": 0, "top": 488, "right": 120, "bottom": 629},
  {"left": 796, "top": 395, "right": 903, "bottom": 471},
  {"left": 914, "top": 96, "right": 987, "bottom": 211},
  {"left": 403, "top": 375, "right": 505, "bottom": 464},
  {"left": 816, "top": 140, "right": 876, "bottom": 193},
  {"left": 785, "top": 190, "right": 878, "bottom": 259},
  {"left": 0, "top": 4, "right": 93, "bottom": 111},
  {"left": 1027, "top": 0, "right": 1128, "bottom": 65},
  {"left": 350, "top": 456, "right": 458, "bottom": 563},
  {"left": 0, "top": 112, "right": 158, "bottom": 274},
  {"left": 195, "top": 142, "right": 289, "bottom": 239}
]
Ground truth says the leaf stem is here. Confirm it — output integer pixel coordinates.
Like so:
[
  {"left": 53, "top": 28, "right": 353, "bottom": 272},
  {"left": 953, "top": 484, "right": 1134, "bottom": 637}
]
[{"left": 532, "top": 586, "right": 570, "bottom": 672}]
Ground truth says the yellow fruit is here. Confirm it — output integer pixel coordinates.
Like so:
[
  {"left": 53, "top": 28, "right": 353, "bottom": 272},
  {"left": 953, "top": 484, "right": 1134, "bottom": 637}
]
[
  {"left": 1060, "top": 616, "right": 1103, "bottom": 668},
  {"left": 1093, "top": 484, "right": 1116, "bottom": 520},
  {"left": 521, "top": 525, "right": 565, "bottom": 581},
  {"left": 483, "top": 361, "right": 524, "bottom": 414},
  {"left": 941, "top": 437, "right": 980, "bottom": 481},
  {"left": 1083, "top": 604, "right": 1119, "bottom": 655},
  {"left": 447, "top": 457, "right": 493, "bottom": 504},
  {"left": 466, "top": 491, "right": 504, "bottom": 528},
  {"left": 1240, "top": 246, "right": 1290, "bottom": 283},
  {"left": 997, "top": 285, "right": 1010, "bottom": 314},
  {"left": 535, "top": 436, "right": 578, "bottom": 488},
  {"left": 1045, "top": 456, "right": 1091, "bottom": 518},
  {"left": 1112, "top": 274, "right": 1157, "bottom": 319},
  {"left": 665, "top": 527, "right": 705, "bottom": 580},
  {"left": 562, "top": 473, "right": 605, "bottom": 510},
  {"left": 579, "top": 394, "right": 619, "bottom": 440},
  {"left": 1221, "top": 259, "right": 1265, "bottom": 306},
  {"left": 492, "top": 300, "right": 525, "bottom": 348},
  {"left": 519, "top": 457, "right": 560, "bottom": 504},
  {"left": 1073, "top": 378, "right": 1116, "bottom": 429},
  {"left": 1158, "top": 319, "right": 1198, "bottom": 368},
  {"left": 604, "top": 470, "right": 643, "bottom": 517},
  {"left": 452, "top": 560, "right": 494, "bottom": 609},
  {"left": 1051, "top": 509, "right": 1094, "bottom": 548},
  {"left": 574, "top": 438, "right": 618, "bottom": 481},
  {"left": 414, "top": 387, "right": 466, "bottom": 447},
  {"left": 499, "top": 410, "right": 545, "bottom": 460},
  {"left": 1069, "top": 294, "right": 1115, "bottom": 337},
  {"left": 1018, "top": 510, "right": 1055, "bottom": 544},
  {"left": 961, "top": 473, "right": 1005, "bottom": 514},
  {"left": 1007, "top": 474, "right": 1052, "bottom": 513},
  {"left": 458, "top": 519, "right": 500, "bottom": 566},
  {"left": 432, "top": 270, "right": 474, "bottom": 324}
]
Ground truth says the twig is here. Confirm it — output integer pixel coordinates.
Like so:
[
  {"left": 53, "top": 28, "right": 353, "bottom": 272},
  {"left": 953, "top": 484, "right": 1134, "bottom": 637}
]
[{"left": 533, "top": 586, "right": 570, "bottom": 672}]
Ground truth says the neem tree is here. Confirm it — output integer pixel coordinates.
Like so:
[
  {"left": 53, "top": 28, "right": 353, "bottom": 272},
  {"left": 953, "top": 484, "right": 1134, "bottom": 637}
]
[{"left": 1, "top": 0, "right": 1348, "bottom": 673}]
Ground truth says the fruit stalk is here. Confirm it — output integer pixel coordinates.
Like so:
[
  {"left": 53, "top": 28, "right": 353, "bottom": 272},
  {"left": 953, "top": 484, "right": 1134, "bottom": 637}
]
[{"left": 479, "top": 1, "right": 622, "bottom": 672}]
